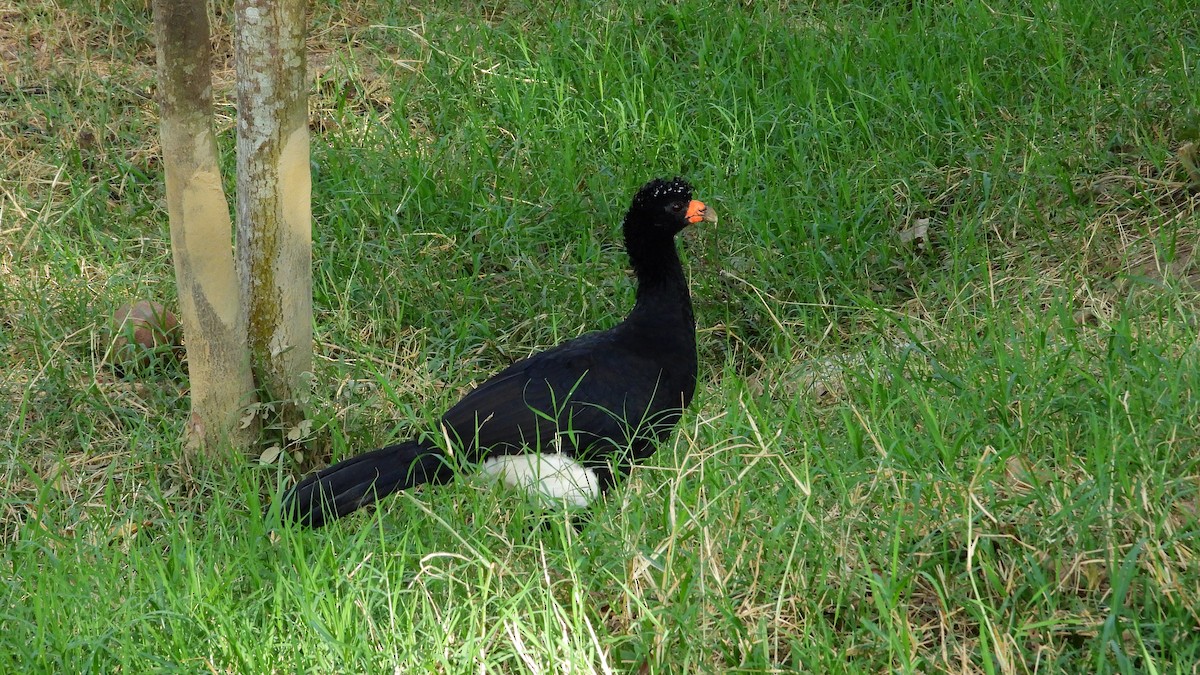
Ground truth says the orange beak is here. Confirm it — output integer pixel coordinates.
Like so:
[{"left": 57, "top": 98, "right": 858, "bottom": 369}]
[{"left": 685, "top": 200, "right": 718, "bottom": 225}]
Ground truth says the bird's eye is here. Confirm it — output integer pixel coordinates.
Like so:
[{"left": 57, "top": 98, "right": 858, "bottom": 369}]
[{"left": 670, "top": 202, "right": 685, "bottom": 212}]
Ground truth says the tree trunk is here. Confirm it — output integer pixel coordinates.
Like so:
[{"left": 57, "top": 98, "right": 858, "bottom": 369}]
[
  {"left": 234, "top": 0, "right": 313, "bottom": 441},
  {"left": 151, "top": 0, "right": 259, "bottom": 456}
]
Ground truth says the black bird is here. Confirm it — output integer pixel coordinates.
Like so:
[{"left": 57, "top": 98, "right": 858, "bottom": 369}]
[{"left": 282, "top": 177, "right": 717, "bottom": 527}]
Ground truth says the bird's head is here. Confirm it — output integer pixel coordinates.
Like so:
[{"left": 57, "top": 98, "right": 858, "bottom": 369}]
[{"left": 624, "top": 177, "right": 718, "bottom": 238}]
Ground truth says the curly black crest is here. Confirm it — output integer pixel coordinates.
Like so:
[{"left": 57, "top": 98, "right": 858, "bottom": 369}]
[{"left": 631, "top": 177, "right": 693, "bottom": 210}]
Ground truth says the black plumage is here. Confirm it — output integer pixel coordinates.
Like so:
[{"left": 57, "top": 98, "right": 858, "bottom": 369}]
[{"left": 281, "top": 177, "right": 716, "bottom": 527}]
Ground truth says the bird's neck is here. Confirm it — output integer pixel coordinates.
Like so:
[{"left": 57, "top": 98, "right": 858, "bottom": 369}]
[{"left": 627, "top": 238, "right": 694, "bottom": 330}]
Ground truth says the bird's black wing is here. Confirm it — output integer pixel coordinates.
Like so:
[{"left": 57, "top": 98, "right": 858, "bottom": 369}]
[{"left": 439, "top": 331, "right": 679, "bottom": 468}]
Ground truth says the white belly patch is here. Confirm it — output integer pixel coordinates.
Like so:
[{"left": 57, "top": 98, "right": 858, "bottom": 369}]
[{"left": 481, "top": 453, "right": 600, "bottom": 508}]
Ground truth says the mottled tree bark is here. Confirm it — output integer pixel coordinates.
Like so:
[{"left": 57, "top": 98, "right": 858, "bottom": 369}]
[
  {"left": 234, "top": 0, "right": 313, "bottom": 439},
  {"left": 151, "top": 0, "right": 259, "bottom": 456}
]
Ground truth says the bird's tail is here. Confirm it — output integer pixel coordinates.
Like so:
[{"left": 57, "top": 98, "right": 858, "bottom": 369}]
[{"left": 281, "top": 439, "right": 453, "bottom": 528}]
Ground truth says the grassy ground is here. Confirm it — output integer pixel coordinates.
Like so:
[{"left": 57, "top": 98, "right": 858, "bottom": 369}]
[{"left": 3, "top": 0, "right": 1199, "bottom": 671}]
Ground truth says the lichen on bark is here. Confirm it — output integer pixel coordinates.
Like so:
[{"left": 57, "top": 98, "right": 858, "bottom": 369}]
[{"left": 234, "top": 0, "right": 314, "bottom": 439}]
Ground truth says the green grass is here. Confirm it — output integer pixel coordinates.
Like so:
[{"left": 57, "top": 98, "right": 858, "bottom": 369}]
[{"left": 3, "top": 0, "right": 1199, "bottom": 671}]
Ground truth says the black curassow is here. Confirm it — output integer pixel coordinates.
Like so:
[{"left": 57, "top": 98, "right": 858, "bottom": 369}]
[{"left": 282, "top": 177, "right": 717, "bottom": 527}]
